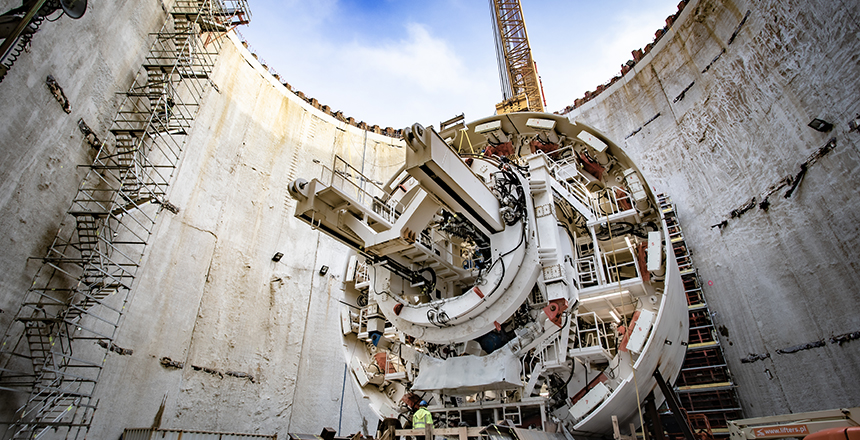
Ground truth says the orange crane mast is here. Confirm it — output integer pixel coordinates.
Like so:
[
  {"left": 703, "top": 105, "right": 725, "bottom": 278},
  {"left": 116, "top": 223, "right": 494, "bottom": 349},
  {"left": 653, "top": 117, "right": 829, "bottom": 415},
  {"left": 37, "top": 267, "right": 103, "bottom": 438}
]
[{"left": 489, "top": 0, "right": 545, "bottom": 113}]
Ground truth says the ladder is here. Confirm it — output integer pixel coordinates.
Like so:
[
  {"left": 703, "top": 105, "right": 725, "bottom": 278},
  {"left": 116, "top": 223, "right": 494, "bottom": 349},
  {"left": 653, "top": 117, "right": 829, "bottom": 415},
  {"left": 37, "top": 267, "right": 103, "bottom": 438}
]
[
  {"left": 657, "top": 195, "right": 743, "bottom": 438},
  {"left": 0, "top": 1, "right": 250, "bottom": 438}
]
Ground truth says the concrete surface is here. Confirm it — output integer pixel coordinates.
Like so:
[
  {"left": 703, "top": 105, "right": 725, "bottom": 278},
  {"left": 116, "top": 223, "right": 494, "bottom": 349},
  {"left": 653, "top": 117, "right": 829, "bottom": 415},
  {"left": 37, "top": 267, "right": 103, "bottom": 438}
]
[
  {"left": 0, "top": 0, "right": 169, "bottom": 422},
  {"left": 0, "top": 1, "right": 405, "bottom": 437},
  {"left": 566, "top": 0, "right": 860, "bottom": 416},
  {"left": 81, "top": 32, "right": 407, "bottom": 438},
  {"left": 0, "top": 0, "right": 858, "bottom": 437}
]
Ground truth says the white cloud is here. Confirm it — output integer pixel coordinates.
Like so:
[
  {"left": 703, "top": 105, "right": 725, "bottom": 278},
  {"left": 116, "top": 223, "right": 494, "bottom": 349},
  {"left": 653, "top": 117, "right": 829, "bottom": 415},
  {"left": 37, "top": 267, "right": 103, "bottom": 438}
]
[
  {"left": 305, "top": 22, "right": 498, "bottom": 127},
  {"left": 240, "top": 0, "right": 681, "bottom": 124},
  {"left": 534, "top": 0, "right": 679, "bottom": 109},
  {"left": 342, "top": 23, "right": 471, "bottom": 93}
]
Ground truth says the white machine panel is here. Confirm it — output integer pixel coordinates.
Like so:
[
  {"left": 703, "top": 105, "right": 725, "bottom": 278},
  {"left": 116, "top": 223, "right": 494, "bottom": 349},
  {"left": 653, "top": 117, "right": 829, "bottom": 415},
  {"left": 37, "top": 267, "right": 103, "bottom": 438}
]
[
  {"left": 569, "top": 382, "right": 611, "bottom": 421},
  {"left": 345, "top": 255, "right": 358, "bottom": 282},
  {"left": 341, "top": 308, "right": 353, "bottom": 335},
  {"left": 475, "top": 120, "right": 502, "bottom": 133},
  {"left": 577, "top": 130, "right": 608, "bottom": 153},
  {"left": 526, "top": 118, "right": 556, "bottom": 130},
  {"left": 626, "top": 309, "right": 656, "bottom": 354},
  {"left": 647, "top": 231, "right": 662, "bottom": 272},
  {"left": 623, "top": 168, "right": 648, "bottom": 202},
  {"left": 371, "top": 401, "right": 401, "bottom": 420},
  {"left": 351, "top": 356, "right": 371, "bottom": 387}
]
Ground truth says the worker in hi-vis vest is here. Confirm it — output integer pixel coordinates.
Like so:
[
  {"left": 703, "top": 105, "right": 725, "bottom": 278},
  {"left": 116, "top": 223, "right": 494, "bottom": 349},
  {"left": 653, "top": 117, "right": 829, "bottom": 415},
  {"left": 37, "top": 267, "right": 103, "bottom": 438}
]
[{"left": 413, "top": 400, "right": 433, "bottom": 430}]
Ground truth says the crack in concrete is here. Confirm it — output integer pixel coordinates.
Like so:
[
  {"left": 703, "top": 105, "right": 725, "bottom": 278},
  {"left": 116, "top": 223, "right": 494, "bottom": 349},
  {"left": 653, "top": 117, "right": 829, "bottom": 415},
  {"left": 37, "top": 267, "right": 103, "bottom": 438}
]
[
  {"left": 98, "top": 340, "right": 133, "bottom": 356},
  {"left": 177, "top": 222, "right": 219, "bottom": 392},
  {"left": 727, "top": 10, "right": 752, "bottom": 45},
  {"left": 740, "top": 352, "right": 770, "bottom": 364},
  {"left": 286, "top": 231, "right": 322, "bottom": 433},
  {"left": 831, "top": 331, "right": 860, "bottom": 346},
  {"left": 189, "top": 364, "right": 256, "bottom": 383}
]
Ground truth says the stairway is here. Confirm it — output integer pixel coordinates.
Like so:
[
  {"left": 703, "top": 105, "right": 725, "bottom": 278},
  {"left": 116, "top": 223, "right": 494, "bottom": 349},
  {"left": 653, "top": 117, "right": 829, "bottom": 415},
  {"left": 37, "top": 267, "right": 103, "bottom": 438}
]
[
  {"left": 0, "top": 1, "right": 251, "bottom": 438},
  {"left": 657, "top": 194, "right": 743, "bottom": 438}
]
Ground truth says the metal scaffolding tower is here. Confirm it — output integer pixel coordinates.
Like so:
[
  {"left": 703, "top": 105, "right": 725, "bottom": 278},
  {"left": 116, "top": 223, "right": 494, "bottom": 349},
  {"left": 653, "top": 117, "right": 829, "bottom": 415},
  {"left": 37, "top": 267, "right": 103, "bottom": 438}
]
[
  {"left": 0, "top": 1, "right": 249, "bottom": 438},
  {"left": 658, "top": 195, "right": 744, "bottom": 439},
  {"left": 489, "top": 0, "right": 544, "bottom": 113}
]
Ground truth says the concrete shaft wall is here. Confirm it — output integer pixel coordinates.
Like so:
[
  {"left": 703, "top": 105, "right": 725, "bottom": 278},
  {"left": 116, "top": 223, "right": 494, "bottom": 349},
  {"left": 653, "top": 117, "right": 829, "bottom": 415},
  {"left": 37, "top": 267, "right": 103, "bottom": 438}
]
[
  {"left": 567, "top": 0, "right": 860, "bottom": 416},
  {"left": 0, "top": 1, "right": 404, "bottom": 437},
  {"left": 0, "top": 0, "right": 858, "bottom": 437}
]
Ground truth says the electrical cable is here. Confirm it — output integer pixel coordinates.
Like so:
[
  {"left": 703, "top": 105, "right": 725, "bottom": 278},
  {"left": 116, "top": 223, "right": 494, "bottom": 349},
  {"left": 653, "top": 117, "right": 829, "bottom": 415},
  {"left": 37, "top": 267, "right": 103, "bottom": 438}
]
[
  {"left": 337, "top": 299, "right": 361, "bottom": 310},
  {"left": 417, "top": 267, "right": 437, "bottom": 297},
  {"left": 477, "top": 166, "right": 530, "bottom": 298},
  {"left": 484, "top": 220, "right": 527, "bottom": 298},
  {"left": 44, "top": 9, "right": 65, "bottom": 22},
  {"left": 548, "top": 354, "right": 575, "bottom": 401}
]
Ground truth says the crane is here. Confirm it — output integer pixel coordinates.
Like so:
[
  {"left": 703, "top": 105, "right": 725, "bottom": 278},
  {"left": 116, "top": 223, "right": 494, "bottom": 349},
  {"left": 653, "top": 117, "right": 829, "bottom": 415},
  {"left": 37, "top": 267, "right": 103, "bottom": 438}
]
[{"left": 489, "top": 0, "right": 545, "bottom": 114}]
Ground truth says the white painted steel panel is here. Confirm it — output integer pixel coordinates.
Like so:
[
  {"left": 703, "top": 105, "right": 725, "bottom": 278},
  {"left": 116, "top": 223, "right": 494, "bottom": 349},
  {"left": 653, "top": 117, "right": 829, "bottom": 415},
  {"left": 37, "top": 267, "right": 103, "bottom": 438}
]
[
  {"left": 526, "top": 118, "right": 556, "bottom": 130},
  {"left": 576, "top": 130, "right": 607, "bottom": 153},
  {"left": 626, "top": 309, "right": 656, "bottom": 354},
  {"left": 647, "top": 231, "right": 662, "bottom": 271},
  {"left": 569, "top": 382, "right": 611, "bottom": 421}
]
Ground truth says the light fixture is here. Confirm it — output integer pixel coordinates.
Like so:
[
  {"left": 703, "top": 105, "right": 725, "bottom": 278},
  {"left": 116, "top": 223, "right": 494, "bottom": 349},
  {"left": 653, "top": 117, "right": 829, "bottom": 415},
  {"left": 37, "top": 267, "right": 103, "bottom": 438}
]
[
  {"left": 609, "top": 310, "right": 621, "bottom": 324},
  {"left": 808, "top": 118, "right": 833, "bottom": 132},
  {"left": 539, "top": 383, "right": 550, "bottom": 397},
  {"left": 580, "top": 290, "right": 629, "bottom": 303},
  {"left": 272, "top": 252, "right": 283, "bottom": 262},
  {"left": 849, "top": 114, "right": 860, "bottom": 132},
  {"left": 624, "top": 237, "right": 634, "bottom": 249}
]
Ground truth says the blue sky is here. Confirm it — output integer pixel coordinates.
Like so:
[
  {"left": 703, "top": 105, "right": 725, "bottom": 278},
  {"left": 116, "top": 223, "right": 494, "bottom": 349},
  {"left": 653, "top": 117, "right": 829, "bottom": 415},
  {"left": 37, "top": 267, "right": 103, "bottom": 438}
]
[{"left": 238, "top": 0, "right": 681, "bottom": 129}]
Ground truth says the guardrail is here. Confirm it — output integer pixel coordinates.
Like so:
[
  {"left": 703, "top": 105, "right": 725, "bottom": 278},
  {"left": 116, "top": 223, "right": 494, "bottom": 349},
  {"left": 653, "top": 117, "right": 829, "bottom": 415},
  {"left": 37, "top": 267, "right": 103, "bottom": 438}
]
[
  {"left": 592, "top": 186, "right": 634, "bottom": 218},
  {"left": 318, "top": 156, "right": 404, "bottom": 224}
]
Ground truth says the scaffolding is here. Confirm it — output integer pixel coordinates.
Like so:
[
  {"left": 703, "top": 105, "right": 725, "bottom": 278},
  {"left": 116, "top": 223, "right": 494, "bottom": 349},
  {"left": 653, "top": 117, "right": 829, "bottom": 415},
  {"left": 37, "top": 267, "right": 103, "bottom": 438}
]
[
  {"left": 657, "top": 195, "right": 743, "bottom": 438},
  {"left": 0, "top": 1, "right": 249, "bottom": 439}
]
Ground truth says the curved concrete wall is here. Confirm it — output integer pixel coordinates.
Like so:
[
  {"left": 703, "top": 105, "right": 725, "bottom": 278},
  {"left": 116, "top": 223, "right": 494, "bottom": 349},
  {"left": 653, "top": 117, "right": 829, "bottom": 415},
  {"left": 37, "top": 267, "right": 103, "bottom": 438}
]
[
  {"left": 566, "top": 0, "right": 860, "bottom": 415},
  {"left": 82, "top": 34, "right": 405, "bottom": 437},
  {"left": 0, "top": 1, "right": 404, "bottom": 437},
  {"left": 0, "top": 0, "right": 169, "bottom": 423},
  {"left": 0, "top": 0, "right": 858, "bottom": 437}
]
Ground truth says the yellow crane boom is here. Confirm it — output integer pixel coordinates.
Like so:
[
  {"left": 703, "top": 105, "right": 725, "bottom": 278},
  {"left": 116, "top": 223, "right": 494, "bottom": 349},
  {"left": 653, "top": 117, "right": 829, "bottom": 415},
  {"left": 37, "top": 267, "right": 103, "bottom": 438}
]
[{"left": 489, "top": 0, "right": 545, "bottom": 113}]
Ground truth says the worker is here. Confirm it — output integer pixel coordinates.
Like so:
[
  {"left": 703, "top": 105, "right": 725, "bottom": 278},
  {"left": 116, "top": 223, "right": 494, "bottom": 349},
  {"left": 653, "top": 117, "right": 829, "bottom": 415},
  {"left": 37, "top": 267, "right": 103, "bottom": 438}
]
[{"left": 412, "top": 400, "right": 433, "bottom": 431}]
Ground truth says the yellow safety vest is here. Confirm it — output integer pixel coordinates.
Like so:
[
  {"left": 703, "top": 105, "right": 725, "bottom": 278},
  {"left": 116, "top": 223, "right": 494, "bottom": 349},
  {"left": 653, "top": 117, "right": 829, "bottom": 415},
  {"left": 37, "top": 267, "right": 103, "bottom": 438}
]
[{"left": 413, "top": 407, "right": 433, "bottom": 429}]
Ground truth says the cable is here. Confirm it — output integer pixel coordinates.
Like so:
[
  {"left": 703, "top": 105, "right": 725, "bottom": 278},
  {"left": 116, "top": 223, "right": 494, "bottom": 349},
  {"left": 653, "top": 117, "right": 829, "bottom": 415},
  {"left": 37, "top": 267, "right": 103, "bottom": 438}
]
[
  {"left": 548, "top": 354, "right": 575, "bottom": 401},
  {"left": 417, "top": 267, "right": 437, "bottom": 297},
  {"left": 338, "top": 299, "right": 361, "bottom": 310},
  {"left": 484, "top": 220, "right": 527, "bottom": 298},
  {"left": 369, "top": 263, "right": 390, "bottom": 298},
  {"left": 44, "top": 9, "right": 65, "bottom": 22}
]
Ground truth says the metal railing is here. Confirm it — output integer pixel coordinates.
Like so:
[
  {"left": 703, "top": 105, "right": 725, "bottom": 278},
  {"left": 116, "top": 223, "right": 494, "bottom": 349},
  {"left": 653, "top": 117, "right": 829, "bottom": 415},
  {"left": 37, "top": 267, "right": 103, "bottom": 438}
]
[
  {"left": 318, "top": 156, "right": 404, "bottom": 225},
  {"left": 572, "top": 312, "right": 613, "bottom": 354},
  {"left": 551, "top": 155, "right": 593, "bottom": 210},
  {"left": 531, "top": 326, "right": 569, "bottom": 370},
  {"left": 354, "top": 260, "right": 370, "bottom": 289},
  {"left": 0, "top": 1, "right": 250, "bottom": 438},
  {"left": 591, "top": 186, "right": 635, "bottom": 218},
  {"left": 602, "top": 247, "right": 639, "bottom": 284},
  {"left": 575, "top": 255, "right": 600, "bottom": 287}
]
